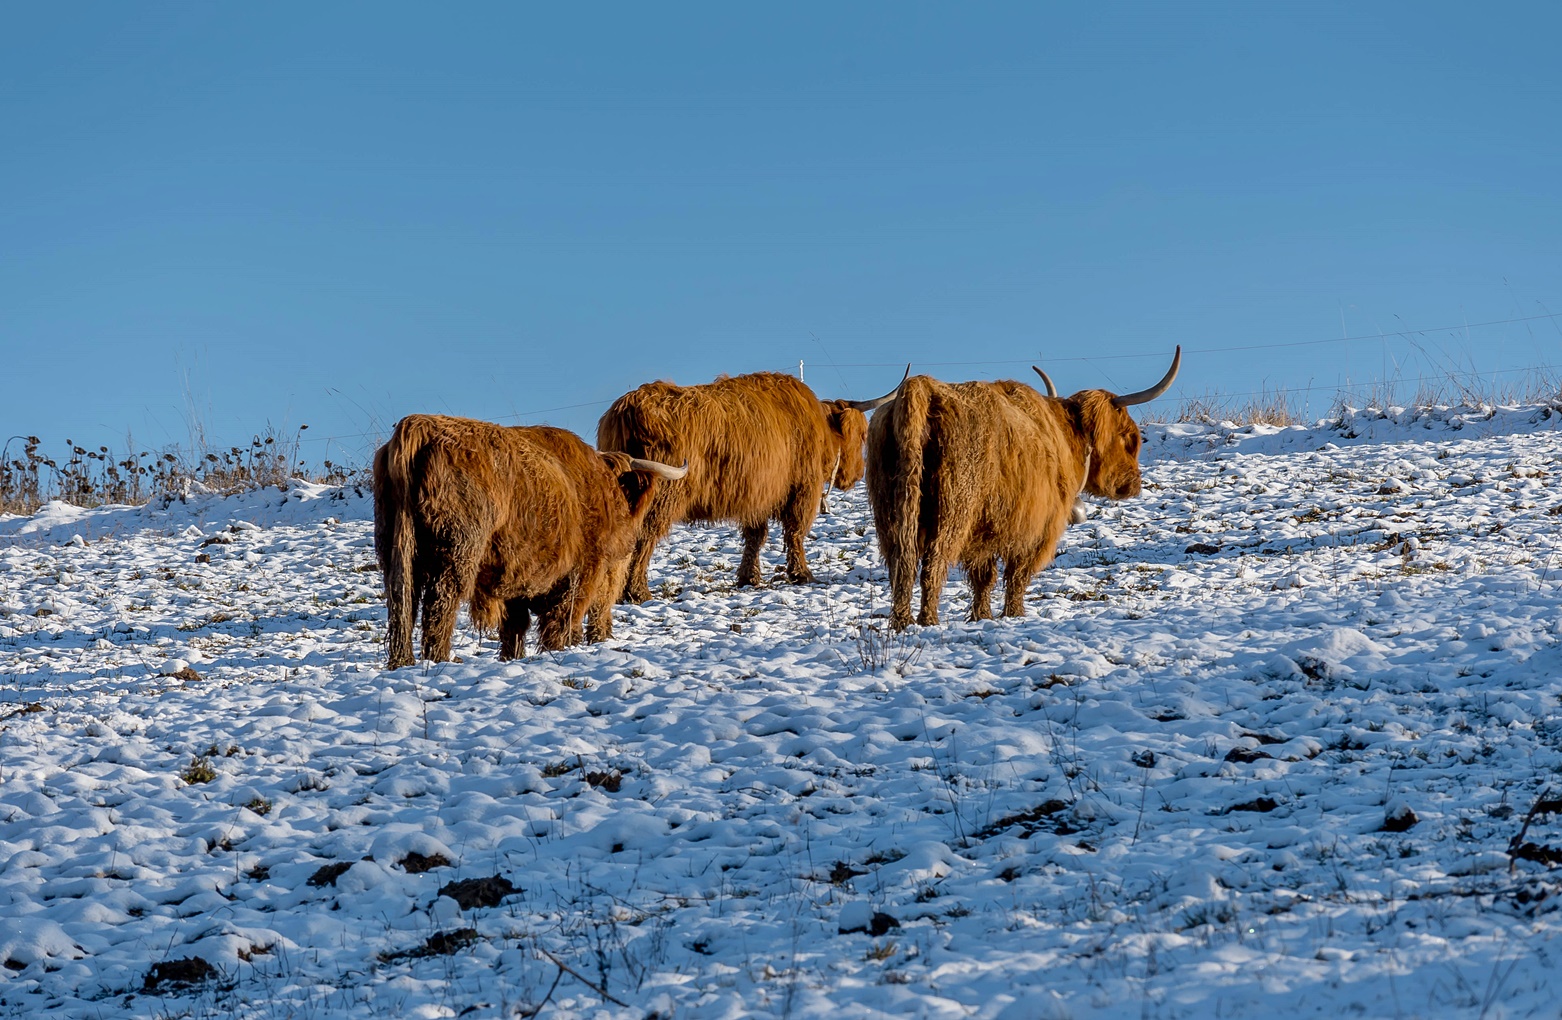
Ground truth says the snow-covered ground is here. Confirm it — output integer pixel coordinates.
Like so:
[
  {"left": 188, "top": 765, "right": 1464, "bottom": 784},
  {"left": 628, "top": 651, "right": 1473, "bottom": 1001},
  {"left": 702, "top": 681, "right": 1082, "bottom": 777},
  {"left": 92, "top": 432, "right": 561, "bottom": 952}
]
[{"left": 3, "top": 403, "right": 1562, "bottom": 1019}]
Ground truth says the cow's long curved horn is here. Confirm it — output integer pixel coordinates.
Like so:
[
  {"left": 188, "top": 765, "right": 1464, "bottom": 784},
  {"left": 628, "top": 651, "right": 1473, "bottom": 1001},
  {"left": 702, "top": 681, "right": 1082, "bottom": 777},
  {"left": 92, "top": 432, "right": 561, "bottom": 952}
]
[
  {"left": 1111, "top": 346, "right": 1182, "bottom": 408},
  {"left": 628, "top": 458, "right": 689, "bottom": 480},
  {"left": 844, "top": 364, "right": 911, "bottom": 412},
  {"left": 1031, "top": 366, "right": 1059, "bottom": 398}
]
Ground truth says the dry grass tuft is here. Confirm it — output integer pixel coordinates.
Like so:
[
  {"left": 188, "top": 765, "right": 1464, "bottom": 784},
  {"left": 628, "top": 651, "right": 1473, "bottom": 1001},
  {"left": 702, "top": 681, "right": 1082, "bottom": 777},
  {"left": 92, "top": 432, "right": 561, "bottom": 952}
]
[
  {"left": 1148, "top": 369, "right": 1562, "bottom": 428},
  {"left": 1, "top": 425, "right": 368, "bottom": 515}
]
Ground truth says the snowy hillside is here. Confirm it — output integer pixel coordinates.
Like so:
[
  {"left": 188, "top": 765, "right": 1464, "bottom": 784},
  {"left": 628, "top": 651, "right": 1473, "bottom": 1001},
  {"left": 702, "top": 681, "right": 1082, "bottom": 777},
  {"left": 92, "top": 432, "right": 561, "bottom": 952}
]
[{"left": 2, "top": 404, "right": 1561, "bottom": 1019}]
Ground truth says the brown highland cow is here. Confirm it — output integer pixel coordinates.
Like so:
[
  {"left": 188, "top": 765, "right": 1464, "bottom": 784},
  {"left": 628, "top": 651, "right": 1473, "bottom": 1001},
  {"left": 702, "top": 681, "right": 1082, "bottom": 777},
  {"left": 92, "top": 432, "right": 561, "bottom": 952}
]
[
  {"left": 373, "top": 414, "right": 687, "bottom": 669},
  {"left": 597, "top": 370, "right": 902, "bottom": 603},
  {"left": 867, "top": 348, "right": 1181, "bottom": 629}
]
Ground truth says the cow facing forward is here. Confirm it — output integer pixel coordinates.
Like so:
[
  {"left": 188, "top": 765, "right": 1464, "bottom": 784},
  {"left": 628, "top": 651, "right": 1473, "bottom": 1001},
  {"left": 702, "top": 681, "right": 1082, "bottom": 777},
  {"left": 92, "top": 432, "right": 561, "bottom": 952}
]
[
  {"left": 374, "top": 415, "right": 687, "bottom": 669},
  {"left": 866, "top": 348, "right": 1180, "bottom": 630},
  {"left": 597, "top": 370, "right": 901, "bottom": 603}
]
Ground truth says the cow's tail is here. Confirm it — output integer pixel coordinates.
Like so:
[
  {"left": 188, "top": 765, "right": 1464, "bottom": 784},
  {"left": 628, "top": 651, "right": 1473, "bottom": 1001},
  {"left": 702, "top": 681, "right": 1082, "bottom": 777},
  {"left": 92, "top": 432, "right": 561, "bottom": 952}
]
[
  {"left": 374, "top": 416, "right": 426, "bottom": 669},
  {"left": 877, "top": 376, "right": 930, "bottom": 629}
]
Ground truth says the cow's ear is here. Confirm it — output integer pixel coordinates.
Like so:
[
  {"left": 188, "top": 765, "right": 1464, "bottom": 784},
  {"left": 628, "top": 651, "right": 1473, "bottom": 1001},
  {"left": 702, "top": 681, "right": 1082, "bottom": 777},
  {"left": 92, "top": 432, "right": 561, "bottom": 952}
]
[{"left": 620, "top": 473, "right": 657, "bottom": 517}]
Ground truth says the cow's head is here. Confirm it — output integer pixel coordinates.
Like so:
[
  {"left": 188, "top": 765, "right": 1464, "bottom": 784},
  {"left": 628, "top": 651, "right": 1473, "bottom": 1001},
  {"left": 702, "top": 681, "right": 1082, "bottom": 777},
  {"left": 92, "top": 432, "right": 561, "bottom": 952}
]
[
  {"left": 820, "top": 402, "right": 870, "bottom": 490},
  {"left": 1067, "top": 347, "right": 1180, "bottom": 501},
  {"left": 599, "top": 452, "right": 689, "bottom": 523},
  {"left": 822, "top": 365, "right": 909, "bottom": 492}
]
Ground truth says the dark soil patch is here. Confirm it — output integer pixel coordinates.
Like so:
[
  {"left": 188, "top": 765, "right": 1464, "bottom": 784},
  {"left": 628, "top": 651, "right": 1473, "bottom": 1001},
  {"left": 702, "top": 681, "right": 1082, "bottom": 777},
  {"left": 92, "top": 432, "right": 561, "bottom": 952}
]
[
  {"left": 974, "top": 799, "right": 1073, "bottom": 840},
  {"left": 868, "top": 912, "right": 900, "bottom": 936},
  {"left": 307, "top": 861, "right": 355, "bottom": 888},
  {"left": 1381, "top": 804, "right": 1419, "bottom": 832},
  {"left": 143, "top": 957, "right": 217, "bottom": 992},
  {"left": 379, "top": 928, "right": 480, "bottom": 963},
  {"left": 840, "top": 912, "right": 901, "bottom": 936},
  {"left": 438, "top": 875, "right": 519, "bottom": 910},
  {"left": 399, "top": 851, "right": 451, "bottom": 874},
  {"left": 1512, "top": 842, "right": 1562, "bottom": 867}
]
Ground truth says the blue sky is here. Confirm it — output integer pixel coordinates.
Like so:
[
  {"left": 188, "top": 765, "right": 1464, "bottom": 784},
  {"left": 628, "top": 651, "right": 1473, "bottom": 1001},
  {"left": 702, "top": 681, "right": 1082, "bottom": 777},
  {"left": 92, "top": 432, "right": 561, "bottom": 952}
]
[{"left": 3, "top": 3, "right": 1560, "bottom": 465}]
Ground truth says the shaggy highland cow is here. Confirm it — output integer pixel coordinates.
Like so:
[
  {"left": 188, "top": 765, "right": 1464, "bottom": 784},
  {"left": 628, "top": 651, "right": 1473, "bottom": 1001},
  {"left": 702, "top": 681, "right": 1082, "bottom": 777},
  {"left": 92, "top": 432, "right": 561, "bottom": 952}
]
[
  {"left": 597, "top": 370, "right": 901, "bottom": 603},
  {"left": 373, "top": 415, "right": 686, "bottom": 669},
  {"left": 867, "top": 348, "right": 1180, "bottom": 629}
]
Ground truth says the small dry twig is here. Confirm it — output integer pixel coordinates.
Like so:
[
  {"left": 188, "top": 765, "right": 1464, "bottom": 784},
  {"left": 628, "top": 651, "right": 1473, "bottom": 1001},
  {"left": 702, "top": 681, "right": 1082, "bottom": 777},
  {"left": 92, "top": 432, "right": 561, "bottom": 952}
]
[
  {"left": 1507, "top": 787, "right": 1562, "bottom": 873},
  {"left": 536, "top": 946, "right": 629, "bottom": 1008}
]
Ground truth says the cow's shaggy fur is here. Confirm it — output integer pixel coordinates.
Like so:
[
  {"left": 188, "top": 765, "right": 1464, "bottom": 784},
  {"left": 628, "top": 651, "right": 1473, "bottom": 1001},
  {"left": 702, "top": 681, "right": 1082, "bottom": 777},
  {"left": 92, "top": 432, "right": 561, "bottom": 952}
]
[
  {"left": 867, "top": 371, "right": 1166, "bottom": 630},
  {"left": 373, "top": 415, "right": 669, "bottom": 669},
  {"left": 597, "top": 372, "right": 872, "bottom": 602}
]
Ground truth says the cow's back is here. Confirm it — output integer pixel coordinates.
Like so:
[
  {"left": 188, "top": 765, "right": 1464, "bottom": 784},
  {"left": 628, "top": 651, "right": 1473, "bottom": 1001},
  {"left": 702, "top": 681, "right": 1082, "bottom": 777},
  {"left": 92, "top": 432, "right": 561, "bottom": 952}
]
[
  {"left": 960, "top": 383, "right": 1078, "bottom": 561},
  {"left": 405, "top": 419, "right": 582, "bottom": 605},
  {"left": 599, "top": 372, "right": 829, "bottom": 524},
  {"left": 526, "top": 426, "right": 637, "bottom": 561},
  {"left": 873, "top": 379, "right": 1077, "bottom": 562}
]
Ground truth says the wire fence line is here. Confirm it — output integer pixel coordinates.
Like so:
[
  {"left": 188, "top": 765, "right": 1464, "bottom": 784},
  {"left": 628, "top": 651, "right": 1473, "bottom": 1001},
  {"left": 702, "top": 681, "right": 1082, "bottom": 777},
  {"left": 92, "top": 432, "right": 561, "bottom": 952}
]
[
  {"left": 338, "top": 307, "right": 1562, "bottom": 440},
  {"left": 826, "top": 310, "right": 1562, "bottom": 367},
  {"left": 295, "top": 361, "right": 1562, "bottom": 451},
  {"left": 1170, "top": 362, "right": 1562, "bottom": 405},
  {"left": 292, "top": 309, "right": 1562, "bottom": 448},
  {"left": 9, "top": 312, "right": 1560, "bottom": 511}
]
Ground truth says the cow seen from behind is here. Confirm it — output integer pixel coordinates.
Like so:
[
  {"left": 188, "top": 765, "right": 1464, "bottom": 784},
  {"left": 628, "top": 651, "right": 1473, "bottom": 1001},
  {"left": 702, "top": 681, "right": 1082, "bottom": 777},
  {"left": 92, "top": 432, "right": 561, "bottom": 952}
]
[{"left": 866, "top": 348, "right": 1181, "bottom": 630}]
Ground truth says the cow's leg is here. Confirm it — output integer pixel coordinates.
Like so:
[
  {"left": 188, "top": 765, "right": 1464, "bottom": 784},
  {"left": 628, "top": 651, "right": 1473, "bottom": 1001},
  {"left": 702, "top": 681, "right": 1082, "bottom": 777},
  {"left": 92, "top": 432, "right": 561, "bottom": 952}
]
[
  {"left": 586, "top": 559, "right": 627, "bottom": 643},
  {"left": 917, "top": 514, "right": 973, "bottom": 628},
  {"left": 563, "top": 575, "right": 590, "bottom": 646},
  {"left": 916, "top": 467, "right": 978, "bottom": 627},
  {"left": 535, "top": 577, "right": 580, "bottom": 651},
  {"left": 1001, "top": 561, "right": 1036, "bottom": 619},
  {"left": 737, "top": 523, "right": 768, "bottom": 587},
  {"left": 966, "top": 556, "right": 997, "bottom": 621},
  {"left": 623, "top": 535, "right": 657, "bottom": 605},
  {"left": 535, "top": 607, "right": 569, "bottom": 651},
  {"left": 420, "top": 547, "right": 478, "bottom": 663},
  {"left": 779, "top": 488, "right": 818, "bottom": 585},
  {"left": 888, "top": 576, "right": 915, "bottom": 631},
  {"left": 916, "top": 554, "right": 950, "bottom": 627},
  {"left": 623, "top": 495, "right": 677, "bottom": 604},
  {"left": 884, "top": 525, "right": 917, "bottom": 631},
  {"left": 1003, "top": 531, "right": 1062, "bottom": 618},
  {"left": 915, "top": 506, "right": 954, "bottom": 627},
  {"left": 585, "top": 598, "right": 614, "bottom": 643},
  {"left": 498, "top": 599, "right": 531, "bottom": 661}
]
